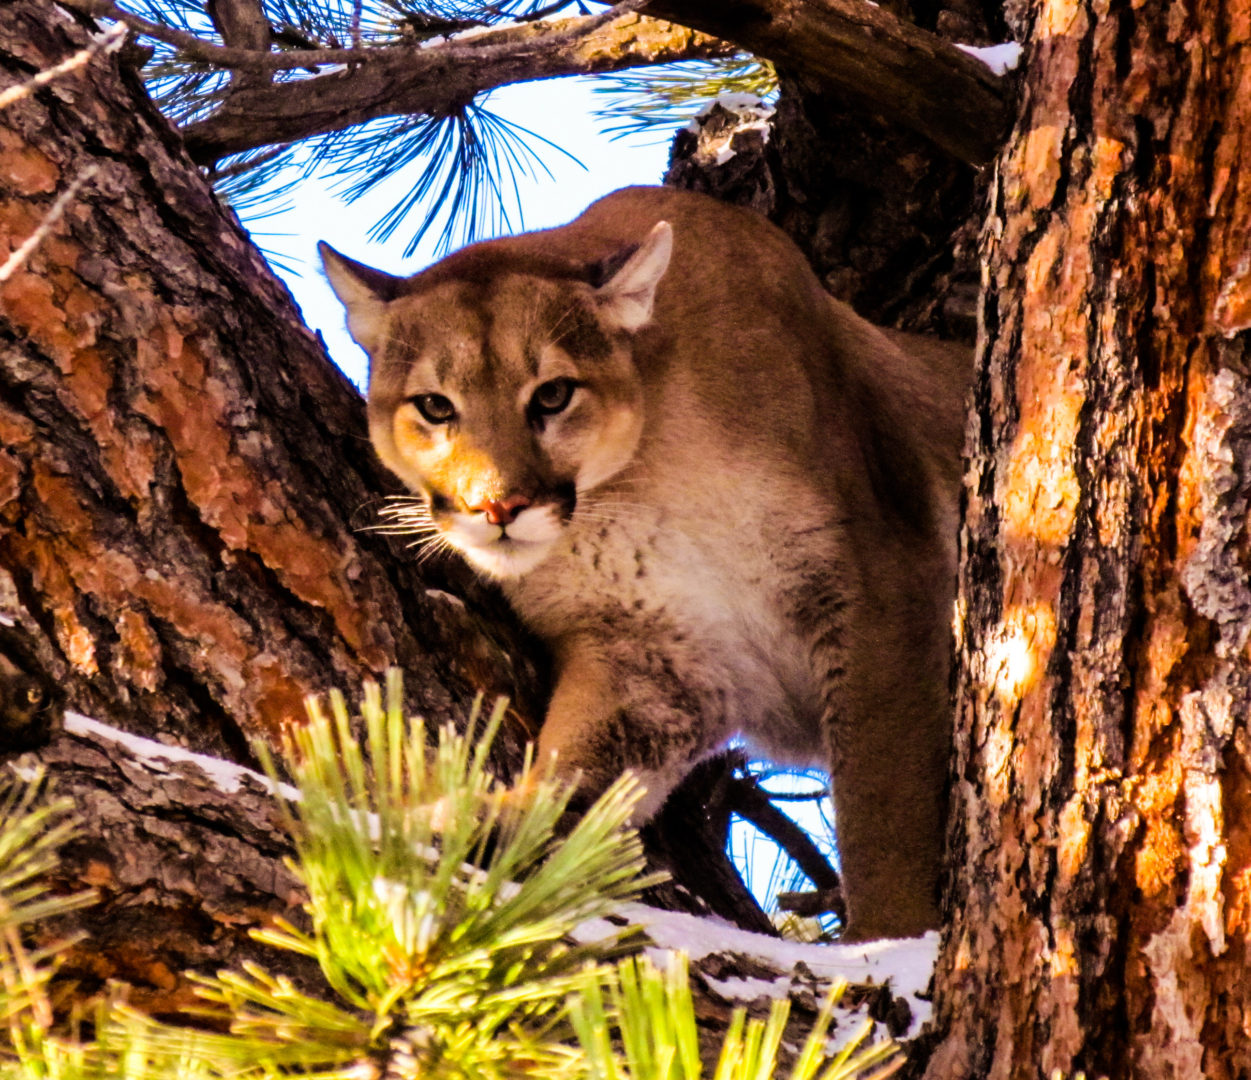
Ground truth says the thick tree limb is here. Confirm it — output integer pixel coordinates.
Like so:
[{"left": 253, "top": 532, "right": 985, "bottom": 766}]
[
  {"left": 642, "top": 0, "right": 1011, "bottom": 164},
  {"left": 17, "top": 710, "right": 926, "bottom": 1049},
  {"left": 185, "top": 12, "right": 729, "bottom": 164}
]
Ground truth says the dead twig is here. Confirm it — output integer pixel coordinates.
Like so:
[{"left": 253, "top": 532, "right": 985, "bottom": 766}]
[
  {"left": 0, "top": 166, "right": 99, "bottom": 283},
  {"left": 0, "top": 22, "right": 126, "bottom": 110}
]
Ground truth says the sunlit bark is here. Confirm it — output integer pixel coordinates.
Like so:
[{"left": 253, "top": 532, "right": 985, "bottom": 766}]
[{"left": 927, "top": 0, "right": 1251, "bottom": 1076}]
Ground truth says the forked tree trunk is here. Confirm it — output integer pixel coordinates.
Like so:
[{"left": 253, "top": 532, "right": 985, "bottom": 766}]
[{"left": 925, "top": 1, "right": 1251, "bottom": 1076}]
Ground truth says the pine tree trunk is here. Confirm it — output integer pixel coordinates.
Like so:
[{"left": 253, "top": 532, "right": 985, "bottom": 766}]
[
  {"left": 0, "top": 0, "right": 770, "bottom": 1010},
  {"left": 926, "top": 1, "right": 1251, "bottom": 1076}
]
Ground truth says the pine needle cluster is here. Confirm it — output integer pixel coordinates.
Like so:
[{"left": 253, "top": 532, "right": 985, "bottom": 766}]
[{"left": 0, "top": 673, "right": 899, "bottom": 1079}]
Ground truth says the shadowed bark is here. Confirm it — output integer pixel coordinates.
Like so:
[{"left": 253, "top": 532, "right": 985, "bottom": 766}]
[{"left": 644, "top": 0, "right": 1011, "bottom": 164}]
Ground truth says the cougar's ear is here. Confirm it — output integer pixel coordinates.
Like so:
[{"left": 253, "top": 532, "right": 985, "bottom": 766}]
[
  {"left": 594, "top": 220, "right": 672, "bottom": 333},
  {"left": 318, "top": 241, "right": 403, "bottom": 354}
]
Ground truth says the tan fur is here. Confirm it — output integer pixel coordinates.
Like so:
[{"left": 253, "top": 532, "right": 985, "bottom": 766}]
[{"left": 321, "top": 187, "right": 970, "bottom": 940}]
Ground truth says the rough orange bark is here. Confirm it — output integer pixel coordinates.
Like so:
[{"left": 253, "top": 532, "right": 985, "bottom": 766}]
[
  {"left": 0, "top": 2, "right": 542, "bottom": 756},
  {"left": 927, "top": 0, "right": 1251, "bottom": 1076}
]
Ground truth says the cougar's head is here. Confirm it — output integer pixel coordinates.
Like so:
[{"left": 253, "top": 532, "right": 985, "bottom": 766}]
[{"left": 320, "top": 221, "right": 671, "bottom": 579}]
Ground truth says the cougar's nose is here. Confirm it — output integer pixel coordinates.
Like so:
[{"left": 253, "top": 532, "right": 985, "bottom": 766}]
[{"left": 469, "top": 494, "right": 532, "bottom": 526}]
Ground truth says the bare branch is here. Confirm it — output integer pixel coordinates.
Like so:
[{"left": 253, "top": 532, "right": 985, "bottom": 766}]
[
  {"left": 60, "top": 0, "right": 652, "bottom": 73},
  {"left": 0, "top": 22, "right": 125, "bottom": 109},
  {"left": 725, "top": 775, "right": 844, "bottom": 916},
  {"left": 0, "top": 166, "right": 99, "bottom": 283},
  {"left": 641, "top": 0, "right": 1012, "bottom": 164}
]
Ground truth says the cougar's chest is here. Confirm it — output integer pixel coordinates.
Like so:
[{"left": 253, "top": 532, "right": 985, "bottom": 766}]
[{"left": 505, "top": 503, "right": 826, "bottom": 764}]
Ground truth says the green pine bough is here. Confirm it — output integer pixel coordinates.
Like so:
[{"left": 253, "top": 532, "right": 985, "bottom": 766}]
[{"left": 0, "top": 672, "right": 899, "bottom": 1079}]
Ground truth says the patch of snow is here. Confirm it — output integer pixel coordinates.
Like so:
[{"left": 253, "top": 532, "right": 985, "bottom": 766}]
[
  {"left": 417, "top": 17, "right": 522, "bottom": 49},
  {"left": 50, "top": 4, "right": 86, "bottom": 26},
  {"left": 89, "top": 21, "right": 129, "bottom": 50},
  {"left": 575, "top": 903, "right": 938, "bottom": 1038},
  {"left": 62, "top": 711, "right": 298, "bottom": 800},
  {"left": 446, "top": 19, "right": 520, "bottom": 42},
  {"left": 695, "top": 91, "right": 768, "bottom": 118},
  {"left": 703, "top": 972, "right": 792, "bottom": 1002},
  {"left": 682, "top": 94, "right": 775, "bottom": 166},
  {"left": 6, "top": 761, "right": 43, "bottom": 783},
  {"left": 956, "top": 41, "right": 1023, "bottom": 76}
]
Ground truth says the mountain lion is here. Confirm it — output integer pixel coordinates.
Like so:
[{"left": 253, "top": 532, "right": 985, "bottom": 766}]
[{"left": 321, "top": 186, "right": 969, "bottom": 940}]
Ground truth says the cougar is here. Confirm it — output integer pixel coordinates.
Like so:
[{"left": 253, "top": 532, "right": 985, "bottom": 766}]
[{"left": 321, "top": 186, "right": 969, "bottom": 940}]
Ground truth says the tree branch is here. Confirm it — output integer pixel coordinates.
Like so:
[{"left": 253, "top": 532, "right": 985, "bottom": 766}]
[
  {"left": 726, "top": 775, "right": 844, "bottom": 905},
  {"left": 63, "top": 0, "right": 655, "bottom": 73},
  {"left": 163, "top": 11, "right": 733, "bottom": 164},
  {"left": 641, "top": 0, "right": 1012, "bottom": 164},
  {"left": 30, "top": 710, "right": 919, "bottom": 1043},
  {"left": 63, "top": 0, "right": 1005, "bottom": 167}
]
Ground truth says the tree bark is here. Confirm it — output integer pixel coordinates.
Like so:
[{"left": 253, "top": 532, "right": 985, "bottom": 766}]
[
  {"left": 0, "top": 0, "right": 770, "bottom": 1004},
  {"left": 925, "top": 0, "right": 1251, "bottom": 1076},
  {"left": 33, "top": 712, "right": 917, "bottom": 1052},
  {"left": 663, "top": 77, "right": 984, "bottom": 338}
]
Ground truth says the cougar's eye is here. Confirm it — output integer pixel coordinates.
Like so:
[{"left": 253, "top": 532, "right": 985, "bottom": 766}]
[
  {"left": 529, "top": 378, "right": 577, "bottom": 417},
  {"left": 411, "top": 393, "right": 456, "bottom": 424}
]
